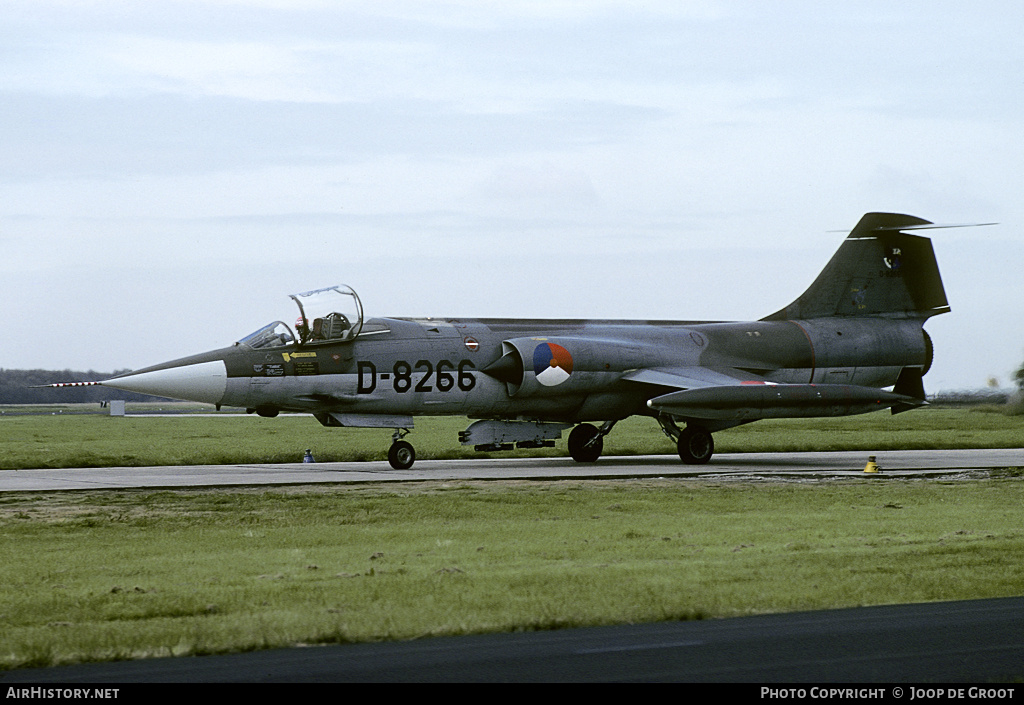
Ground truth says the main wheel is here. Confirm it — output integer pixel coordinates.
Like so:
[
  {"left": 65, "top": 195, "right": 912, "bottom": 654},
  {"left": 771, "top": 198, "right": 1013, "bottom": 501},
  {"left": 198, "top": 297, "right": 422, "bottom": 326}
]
[
  {"left": 388, "top": 440, "right": 416, "bottom": 470},
  {"left": 567, "top": 423, "right": 603, "bottom": 463},
  {"left": 677, "top": 426, "right": 714, "bottom": 465}
]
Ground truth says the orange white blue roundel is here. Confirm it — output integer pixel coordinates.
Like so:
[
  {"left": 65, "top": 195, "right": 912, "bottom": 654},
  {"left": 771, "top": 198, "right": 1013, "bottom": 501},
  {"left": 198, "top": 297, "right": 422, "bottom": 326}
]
[{"left": 533, "top": 342, "right": 574, "bottom": 386}]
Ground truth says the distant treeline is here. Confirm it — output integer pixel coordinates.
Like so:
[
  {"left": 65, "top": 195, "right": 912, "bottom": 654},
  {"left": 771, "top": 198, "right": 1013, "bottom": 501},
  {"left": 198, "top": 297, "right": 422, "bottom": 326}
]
[{"left": 0, "top": 369, "right": 168, "bottom": 404}]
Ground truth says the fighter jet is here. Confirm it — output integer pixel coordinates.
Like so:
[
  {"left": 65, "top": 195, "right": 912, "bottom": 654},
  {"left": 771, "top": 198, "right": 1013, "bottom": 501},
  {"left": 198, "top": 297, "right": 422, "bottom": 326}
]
[{"left": 69, "top": 212, "right": 954, "bottom": 469}]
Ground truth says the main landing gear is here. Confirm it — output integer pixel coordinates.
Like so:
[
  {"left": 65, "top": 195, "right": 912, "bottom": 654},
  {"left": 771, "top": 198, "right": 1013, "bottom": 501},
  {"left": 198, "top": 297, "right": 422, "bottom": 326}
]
[
  {"left": 567, "top": 417, "right": 714, "bottom": 464},
  {"left": 658, "top": 414, "right": 714, "bottom": 464},
  {"left": 384, "top": 417, "right": 713, "bottom": 470}
]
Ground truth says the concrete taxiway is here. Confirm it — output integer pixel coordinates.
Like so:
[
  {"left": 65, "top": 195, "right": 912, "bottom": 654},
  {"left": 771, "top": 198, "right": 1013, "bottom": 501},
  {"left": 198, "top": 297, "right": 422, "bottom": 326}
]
[{"left": 1, "top": 448, "right": 1020, "bottom": 492}]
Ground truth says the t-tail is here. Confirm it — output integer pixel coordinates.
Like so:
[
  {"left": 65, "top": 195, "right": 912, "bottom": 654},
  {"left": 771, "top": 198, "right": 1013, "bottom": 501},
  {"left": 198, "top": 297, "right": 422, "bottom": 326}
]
[{"left": 762, "top": 212, "right": 950, "bottom": 322}]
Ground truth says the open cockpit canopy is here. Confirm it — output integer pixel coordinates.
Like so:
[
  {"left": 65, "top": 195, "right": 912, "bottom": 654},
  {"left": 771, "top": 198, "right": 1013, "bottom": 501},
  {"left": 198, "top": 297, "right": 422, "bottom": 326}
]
[{"left": 237, "top": 285, "right": 364, "bottom": 350}]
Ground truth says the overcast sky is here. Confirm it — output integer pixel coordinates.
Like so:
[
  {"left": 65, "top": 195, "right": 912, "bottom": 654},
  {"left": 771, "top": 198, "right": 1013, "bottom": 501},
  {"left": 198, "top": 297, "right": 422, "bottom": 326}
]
[{"left": 2, "top": 1, "right": 1022, "bottom": 392}]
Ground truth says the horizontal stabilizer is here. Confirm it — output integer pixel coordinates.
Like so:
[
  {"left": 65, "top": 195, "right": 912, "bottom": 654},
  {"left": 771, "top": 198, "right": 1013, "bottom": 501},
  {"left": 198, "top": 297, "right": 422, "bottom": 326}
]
[{"left": 869, "top": 221, "right": 997, "bottom": 232}]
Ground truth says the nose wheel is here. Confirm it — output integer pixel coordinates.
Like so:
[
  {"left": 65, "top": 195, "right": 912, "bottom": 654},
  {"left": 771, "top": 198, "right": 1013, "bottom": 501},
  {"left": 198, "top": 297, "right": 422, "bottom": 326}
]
[
  {"left": 568, "top": 424, "right": 602, "bottom": 462},
  {"left": 387, "top": 429, "right": 415, "bottom": 470},
  {"left": 567, "top": 420, "right": 617, "bottom": 463}
]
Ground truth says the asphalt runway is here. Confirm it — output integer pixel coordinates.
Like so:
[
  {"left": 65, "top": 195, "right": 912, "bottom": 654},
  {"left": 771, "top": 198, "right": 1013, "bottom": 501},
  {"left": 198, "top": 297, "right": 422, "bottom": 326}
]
[
  {"left": 5, "top": 597, "right": 1023, "bottom": 682},
  {"left": 1, "top": 448, "right": 1020, "bottom": 492}
]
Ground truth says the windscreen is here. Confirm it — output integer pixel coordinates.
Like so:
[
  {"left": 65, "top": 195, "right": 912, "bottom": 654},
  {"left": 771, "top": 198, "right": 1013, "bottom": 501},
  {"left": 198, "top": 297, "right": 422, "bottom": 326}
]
[{"left": 238, "top": 321, "right": 295, "bottom": 349}]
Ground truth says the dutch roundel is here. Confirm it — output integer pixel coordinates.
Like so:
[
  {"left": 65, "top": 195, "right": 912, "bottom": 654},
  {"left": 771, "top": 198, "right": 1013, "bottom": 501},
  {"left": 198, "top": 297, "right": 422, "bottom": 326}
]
[{"left": 533, "top": 342, "right": 574, "bottom": 386}]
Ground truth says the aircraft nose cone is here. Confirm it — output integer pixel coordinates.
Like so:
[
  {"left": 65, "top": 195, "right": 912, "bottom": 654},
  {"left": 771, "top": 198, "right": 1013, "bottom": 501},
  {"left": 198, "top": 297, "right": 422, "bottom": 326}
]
[{"left": 101, "top": 360, "right": 228, "bottom": 405}]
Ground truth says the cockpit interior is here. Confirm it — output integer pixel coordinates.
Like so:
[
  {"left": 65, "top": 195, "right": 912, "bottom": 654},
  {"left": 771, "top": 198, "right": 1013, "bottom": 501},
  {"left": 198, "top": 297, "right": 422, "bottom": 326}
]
[{"left": 237, "top": 285, "right": 364, "bottom": 350}]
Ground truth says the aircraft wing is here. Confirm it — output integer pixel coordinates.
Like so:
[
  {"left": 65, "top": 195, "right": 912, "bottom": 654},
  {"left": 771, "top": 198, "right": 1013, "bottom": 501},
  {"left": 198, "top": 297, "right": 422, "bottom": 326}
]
[{"left": 620, "top": 366, "right": 767, "bottom": 391}]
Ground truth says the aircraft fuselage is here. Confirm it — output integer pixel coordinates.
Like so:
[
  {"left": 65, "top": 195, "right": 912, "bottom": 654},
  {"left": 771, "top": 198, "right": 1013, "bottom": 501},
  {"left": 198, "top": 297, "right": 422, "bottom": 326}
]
[{"left": 124, "top": 315, "right": 929, "bottom": 425}]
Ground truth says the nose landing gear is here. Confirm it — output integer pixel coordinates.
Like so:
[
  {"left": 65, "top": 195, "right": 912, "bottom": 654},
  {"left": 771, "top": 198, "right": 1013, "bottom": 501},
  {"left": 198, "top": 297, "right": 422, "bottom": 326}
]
[
  {"left": 387, "top": 428, "right": 415, "bottom": 470},
  {"left": 567, "top": 420, "right": 618, "bottom": 463}
]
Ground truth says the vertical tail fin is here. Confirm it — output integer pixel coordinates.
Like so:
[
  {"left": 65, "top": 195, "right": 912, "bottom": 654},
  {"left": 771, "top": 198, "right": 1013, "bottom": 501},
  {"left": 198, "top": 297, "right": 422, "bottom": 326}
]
[{"left": 763, "top": 213, "right": 950, "bottom": 321}]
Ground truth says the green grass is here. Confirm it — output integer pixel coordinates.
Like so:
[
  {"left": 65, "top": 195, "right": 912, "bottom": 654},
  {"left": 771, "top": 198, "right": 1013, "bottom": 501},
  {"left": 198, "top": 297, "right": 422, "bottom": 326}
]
[
  {"left": 1, "top": 405, "right": 1022, "bottom": 671},
  {"left": 1, "top": 406, "right": 1023, "bottom": 469},
  {"left": 2, "top": 478, "right": 1023, "bottom": 670}
]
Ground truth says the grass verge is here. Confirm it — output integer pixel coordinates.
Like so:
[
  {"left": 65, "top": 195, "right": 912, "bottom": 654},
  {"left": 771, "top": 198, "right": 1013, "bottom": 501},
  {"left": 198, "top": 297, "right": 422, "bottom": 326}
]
[{"left": 2, "top": 476, "right": 1023, "bottom": 670}]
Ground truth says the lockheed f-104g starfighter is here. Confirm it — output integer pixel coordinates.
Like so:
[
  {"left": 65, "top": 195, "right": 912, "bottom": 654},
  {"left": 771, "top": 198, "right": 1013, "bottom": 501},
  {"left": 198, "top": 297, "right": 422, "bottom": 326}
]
[{"left": 58, "top": 212, "right": 959, "bottom": 469}]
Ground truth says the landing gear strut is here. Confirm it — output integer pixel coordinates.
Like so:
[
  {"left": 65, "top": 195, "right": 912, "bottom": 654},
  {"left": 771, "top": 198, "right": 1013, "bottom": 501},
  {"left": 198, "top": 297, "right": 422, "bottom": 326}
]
[
  {"left": 658, "top": 414, "right": 714, "bottom": 465},
  {"left": 567, "top": 420, "right": 617, "bottom": 463},
  {"left": 387, "top": 428, "right": 415, "bottom": 470}
]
